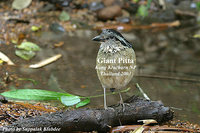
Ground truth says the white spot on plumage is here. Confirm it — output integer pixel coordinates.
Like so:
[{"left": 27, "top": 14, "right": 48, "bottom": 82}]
[{"left": 100, "top": 39, "right": 128, "bottom": 54}]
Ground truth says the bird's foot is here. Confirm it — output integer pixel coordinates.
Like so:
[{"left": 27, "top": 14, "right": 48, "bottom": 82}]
[
  {"left": 119, "top": 102, "right": 132, "bottom": 112},
  {"left": 120, "top": 102, "right": 126, "bottom": 112},
  {"left": 104, "top": 106, "right": 115, "bottom": 111}
]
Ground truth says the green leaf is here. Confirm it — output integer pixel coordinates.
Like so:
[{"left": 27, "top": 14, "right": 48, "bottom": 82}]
[
  {"left": 197, "top": 2, "right": 200, "bottom": 11},
  {"left": 1, "top": 89, "right": 72, "bottom": 100},
  {"left": 12, "top": 0, "right": 32, "bottom": 10},
  {"left": 0, "top": 59, "right": 3, "bottom": 65},
  {"left": 31, "top": 26, "right": 42, "bottom": 32},
  {"left": 60, "top": 95, "right": 80, "bottom": 106},
  {"left": 76, "top": 98, "right": 90, "bottom": 108},
  {"left": 132, "top": 0, "right": 139, "bottom": 3},
  {"left": 193, "top": 34, "right": 200, "bottom": 38},
  {"left": 17, "top": 42, "right": 40, "bottom": 51},
  {"left": 137, "top": 5, "right": 148, "bottom": 17},
  {"left": 11, "top": 39, "right": 18, "bottom": 44},
  {"left": 59, "top": 11, "right": 70, "bottom": 21},
  {"left": 15, "top": 50, "right": 36, "bottom": 60}
]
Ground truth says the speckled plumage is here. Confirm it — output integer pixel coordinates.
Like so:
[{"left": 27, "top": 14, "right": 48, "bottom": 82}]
[{"left": 96, "top": 40, "right": 136, "bottom": 89}]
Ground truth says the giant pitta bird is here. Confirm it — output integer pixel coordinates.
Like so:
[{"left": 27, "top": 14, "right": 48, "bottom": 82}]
[{"left": 92, "top": 29, "right": 136, "bottom": 109}]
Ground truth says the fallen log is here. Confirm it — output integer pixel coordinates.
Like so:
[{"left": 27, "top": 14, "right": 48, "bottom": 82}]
[{"left": 3, "top": 96, "right": 173, "bottom": 132}]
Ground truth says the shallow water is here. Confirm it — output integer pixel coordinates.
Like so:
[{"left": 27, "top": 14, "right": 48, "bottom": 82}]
[{"left": 0, "top": 28, "right": 200, "bottom": 124}]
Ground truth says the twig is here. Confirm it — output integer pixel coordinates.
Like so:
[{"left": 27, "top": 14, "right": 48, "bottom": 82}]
[
  {"left": 170, "top": 107, "right": 183, "bottom": 111},
  {"left": 0, "top": 51, "right": 15, "bottom": 65},
  {"left": 94, "top": 21, "right": 180, "bottom": 31},
  {"left": 82, "top": 87, "right": 131, "bottom": 99},
  {"left": 135, "top": 83, "right": 150, "bottom": 100},
  {"left": 175, "top": 9, "right": 196, "bottom": 17},
  {"left": 29, "top": 54, "right": 62, "bottom": 68}
]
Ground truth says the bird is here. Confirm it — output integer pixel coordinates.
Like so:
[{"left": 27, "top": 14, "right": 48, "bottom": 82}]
[{"left": 92, "top": 29, "right": 136, "bottom": 109}]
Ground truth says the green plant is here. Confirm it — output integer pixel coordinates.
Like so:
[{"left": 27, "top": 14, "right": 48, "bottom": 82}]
[
  {"left": 137, "top": 0, "right": 152, "bottom": 17},
  {"left": 1, "top": 88, "right": 131, "bottom": 108},
  {"left": 196, "top": 2, "right": 200, "bottom": 11}
]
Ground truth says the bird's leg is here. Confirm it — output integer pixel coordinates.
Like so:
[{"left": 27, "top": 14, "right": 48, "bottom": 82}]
[
  {"left": 118, "top": 90, "right": 125, "bottom": 111},
  {"left": 118, "top": 89, "right": 123, "bottom": 104},
  {"left": 103, "top": 88, "right": 115, "bottom": 110},
  {"left": 103, "top": 87, "right": 108, "bottom": 109}
]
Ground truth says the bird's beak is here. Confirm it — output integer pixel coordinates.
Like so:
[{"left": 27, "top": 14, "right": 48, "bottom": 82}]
[{"left": 92, "top": 35, "right": 104, "bottom": 42}]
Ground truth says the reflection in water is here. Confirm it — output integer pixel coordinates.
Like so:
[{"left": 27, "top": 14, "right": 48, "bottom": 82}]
[{"left": 0, "top": 29, "right": 200, "bottom": 124}]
